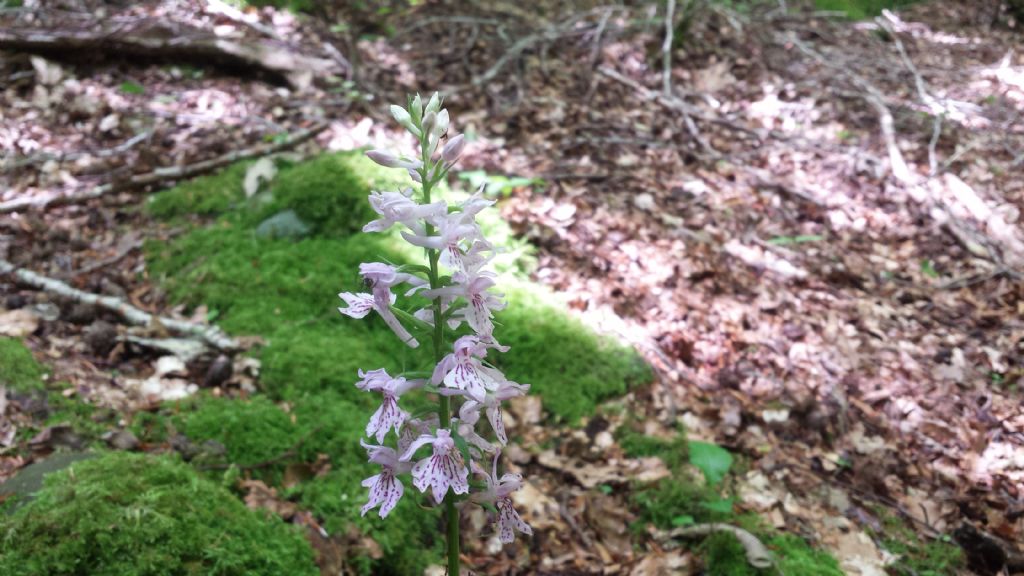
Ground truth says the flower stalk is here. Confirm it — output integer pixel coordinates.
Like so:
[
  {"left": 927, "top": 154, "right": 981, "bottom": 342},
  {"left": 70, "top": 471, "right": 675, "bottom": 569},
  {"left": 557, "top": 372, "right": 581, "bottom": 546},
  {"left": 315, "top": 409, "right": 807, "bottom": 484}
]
[{"left": 338, "top": 93, "right": 532, "bottom": 575}]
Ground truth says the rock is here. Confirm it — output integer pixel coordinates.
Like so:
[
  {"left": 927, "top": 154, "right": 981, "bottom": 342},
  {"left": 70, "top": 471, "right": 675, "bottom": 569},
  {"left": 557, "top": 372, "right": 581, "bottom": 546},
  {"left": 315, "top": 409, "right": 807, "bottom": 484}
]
[
  {"left": 0, "top": 309, "right": 40, "bottom": 337},
  {"left": 102, "top": 429, "right": 140, "bottom": 451},
  {"left": 255, "top": 210, "right": 311, "bottom": 240},
  {"left": 84, "top": 321, "right": 118, "bottom": 356},
  {"left": 29, "top": 424, "right": 86, "bottom": 451},
  {"left": 32, "top": 302, "right": 60, "bottom": 322},
  {"left": 4, "top": 294, "right": 27, "bottom": 310},
  {"left": 0, "top": 451, "right": 96, "bottom": 513},
  {"left": 99, "top": 278, "right": 128, "bottom": 299},
  {"left": 66, "top": 302, "right": 97, "bottom": 325},
  {"left": 204, "top": 354, "right": 233, "bottom": 388},
  {"left": 633, "top": 192, "right": 656, "bottom": 211}
]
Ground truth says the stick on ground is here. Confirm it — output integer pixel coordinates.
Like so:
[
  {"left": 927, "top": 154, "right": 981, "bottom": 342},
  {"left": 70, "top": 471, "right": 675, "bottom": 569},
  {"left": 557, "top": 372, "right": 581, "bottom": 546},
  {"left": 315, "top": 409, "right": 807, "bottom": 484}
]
[
  {"left": 0, "top": 259, "right": 238, "bottom": 351},
  {"left": 0, "top": 121, "right": 327, "bottom": 215}
]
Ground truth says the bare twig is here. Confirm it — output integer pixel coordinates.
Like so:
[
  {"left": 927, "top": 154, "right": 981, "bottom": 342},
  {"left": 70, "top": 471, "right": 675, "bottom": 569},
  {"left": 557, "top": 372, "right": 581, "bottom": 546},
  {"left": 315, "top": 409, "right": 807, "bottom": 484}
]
[
  {"left": 0, "top": 259, "right": 238, "bottom": 351},
  {"left": 2, "top": 130, "right": 152, "bottom": 173},
  {"left": 0, "top": 121, "right": 327, "bottom": 214}
]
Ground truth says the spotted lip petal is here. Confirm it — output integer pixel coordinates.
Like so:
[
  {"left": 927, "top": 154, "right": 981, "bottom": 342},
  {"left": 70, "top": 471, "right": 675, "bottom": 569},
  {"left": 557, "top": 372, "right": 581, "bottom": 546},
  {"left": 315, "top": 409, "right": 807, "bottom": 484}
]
[
  {"left": 403, "top": 429, "right": 470, "bottom": 503},
  {"left": 496, "top": 497, "right": 532, "bottom": 543},
  {"left": 361, "top": 468, "right": 404, "bottom": 518},
  {"left": 366, "top": 392, "right": 409, "bottom": 443}
]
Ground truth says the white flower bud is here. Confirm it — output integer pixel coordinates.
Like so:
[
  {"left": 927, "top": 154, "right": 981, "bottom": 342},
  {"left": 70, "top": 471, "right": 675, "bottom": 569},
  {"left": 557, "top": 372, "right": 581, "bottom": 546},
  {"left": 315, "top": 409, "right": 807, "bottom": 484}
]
[
  {"left": 390, "top": 105, "right": 421, "bottom": 137},
  {"left": 410, "top": 94, "right": 423, "bottom": 122},
  {"left": 421, "top": 111, "right": 436, "bottom": 137},
  {"left": 425, "top": 92, "right": 441, "bottom": 115},
  {"left": 442, "top": 134, "right": 464, "bottom": 164},
  {"left": 366, "top": 149, "right": 401, "bottom": 168},
  {"left": 408, "top": 167, "right": 422, "bottom": 183},
  {"left": 434, "top": 109, "right": 449, "bottom": 137}
]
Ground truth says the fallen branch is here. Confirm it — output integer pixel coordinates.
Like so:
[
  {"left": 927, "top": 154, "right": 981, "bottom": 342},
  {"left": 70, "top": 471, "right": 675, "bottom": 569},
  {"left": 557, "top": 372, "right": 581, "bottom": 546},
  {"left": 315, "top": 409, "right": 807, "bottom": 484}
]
[
  {"left": 0, "top": 20, "right": 334, "bottom": 90},
  {"left": 599, "top": 66, "right": 763, "bottom": 151},
  {"left": 0, "top": 121, "right": 327, "bottom": 214},
  {"left": 668, "top": 523, "right": 773, "bottom": 569},
  {"left": 2, "top": 130, "right": 152, "bottom": 173},
  {"left": 0, "top": 259, "right": 238, "bottom": 351}
]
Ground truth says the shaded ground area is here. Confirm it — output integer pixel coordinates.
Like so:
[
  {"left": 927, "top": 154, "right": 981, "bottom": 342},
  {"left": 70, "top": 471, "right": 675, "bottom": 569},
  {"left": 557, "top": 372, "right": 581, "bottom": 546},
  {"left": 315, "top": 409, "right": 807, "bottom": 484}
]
[{"left": 1, "top": 0, "right": 1023, "bottom": 575}]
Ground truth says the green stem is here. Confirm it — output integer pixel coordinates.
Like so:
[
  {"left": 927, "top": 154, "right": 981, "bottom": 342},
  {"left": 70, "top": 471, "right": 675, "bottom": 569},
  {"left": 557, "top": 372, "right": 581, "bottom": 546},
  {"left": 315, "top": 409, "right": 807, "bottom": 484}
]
[{"left": 420, "top": 130, "right": 459, "bottom": 576}]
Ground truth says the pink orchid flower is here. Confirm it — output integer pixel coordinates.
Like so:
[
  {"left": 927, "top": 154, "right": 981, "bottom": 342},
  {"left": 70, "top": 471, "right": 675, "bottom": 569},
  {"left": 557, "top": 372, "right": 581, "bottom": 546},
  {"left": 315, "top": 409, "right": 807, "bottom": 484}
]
[
  {"left": 360, "top": 439, "right": 413, "bottom": 518},
  {"left": 401, "top": 428, "right": 470, "bottom": 503},
  {"left": 355, "top": 369, "right": 421, "bottom": 443},
  {"left": 471, "top": 451, "right": 532, "bottom": 544}
]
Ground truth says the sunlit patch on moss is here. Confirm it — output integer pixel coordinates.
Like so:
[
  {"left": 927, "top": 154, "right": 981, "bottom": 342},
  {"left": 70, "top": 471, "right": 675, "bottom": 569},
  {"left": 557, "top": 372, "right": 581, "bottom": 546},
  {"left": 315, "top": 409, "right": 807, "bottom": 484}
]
[{"left": 0, "top": 451, "right": 317, "bottom": 576}]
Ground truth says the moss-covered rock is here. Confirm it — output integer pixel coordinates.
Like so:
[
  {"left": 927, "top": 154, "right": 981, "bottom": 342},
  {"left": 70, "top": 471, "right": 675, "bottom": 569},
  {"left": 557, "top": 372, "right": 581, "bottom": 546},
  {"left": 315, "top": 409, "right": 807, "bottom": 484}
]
[{"left": 0, "top": 451, "right": 318, "bottom": 576}]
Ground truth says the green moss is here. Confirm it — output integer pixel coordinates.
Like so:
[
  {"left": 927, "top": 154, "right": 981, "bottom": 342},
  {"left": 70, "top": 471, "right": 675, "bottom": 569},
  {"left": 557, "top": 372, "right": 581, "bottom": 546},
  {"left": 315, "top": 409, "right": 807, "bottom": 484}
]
[
  {"left": 180, "top": 396, "right": 299, "bottom": 472},
  {"left": 0, "top": 337, "right": 45, "bottom": 392},
  {"left": 872, "top": 509, "right": 965, "bottom": 575},
  {"left": 0, "top": 337, "right": 105, "bottom": 439},
  {"left": 0, "top": 452, "right": 317, "bottom": 576},
  {"left": 617, "top": 425, "right": 688, "bottom": 471},
  {"left": 147, "top": 161, "right": 252, "bottom": 220},
  {"left": 298, "top": 463, "right": 443, "bottom": 575},
  {"left": 812, "top": 0, "right": 919, "bottom": 19},
  {"left": 702, "top": 531, "right": 845, "bottom": 576},
  {"left": 494, "top": 282, "right": 652, "bottom": 423}
]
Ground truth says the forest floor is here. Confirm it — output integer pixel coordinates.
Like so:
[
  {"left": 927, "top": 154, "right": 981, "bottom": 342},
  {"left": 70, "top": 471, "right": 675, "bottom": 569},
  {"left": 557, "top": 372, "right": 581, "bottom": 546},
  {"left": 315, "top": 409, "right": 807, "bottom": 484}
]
[{"left": 1, "top": 1, "right": 1023, "bottom": 575}]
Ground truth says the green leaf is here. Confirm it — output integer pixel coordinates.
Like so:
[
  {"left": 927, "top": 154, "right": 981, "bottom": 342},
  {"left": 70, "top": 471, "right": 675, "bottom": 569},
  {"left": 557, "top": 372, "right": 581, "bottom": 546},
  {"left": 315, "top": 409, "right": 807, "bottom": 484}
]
[
  {"left": 119, "top": 81, "right": 145, "bottom": 95},
  {"left": 671, "top": 515, "right": 695, "bottom": 527},
  {"left": 688, "top": 441, "right": 733, "bottom": 486},
  {"left": 701, "top": 497, "right": 734, "bottom": 514},
  {"left": 920, "top": 259, "right": 939, "bottom": 278},
  {"left": 767, "top": 234, "right": 823, "bottom": 246}
]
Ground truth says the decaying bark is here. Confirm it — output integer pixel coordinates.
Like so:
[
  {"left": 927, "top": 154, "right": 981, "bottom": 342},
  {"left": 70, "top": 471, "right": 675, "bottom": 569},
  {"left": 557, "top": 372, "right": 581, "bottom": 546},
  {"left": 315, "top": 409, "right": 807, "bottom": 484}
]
[
  {"left": 0, "top": 121, "right": 327, "bottom": 215},
  {"left": 0, "top": 259, "right": 238, "bottom": 352},
  {"left": 0, "top": 20, "right": 335, "bottom": 90}
]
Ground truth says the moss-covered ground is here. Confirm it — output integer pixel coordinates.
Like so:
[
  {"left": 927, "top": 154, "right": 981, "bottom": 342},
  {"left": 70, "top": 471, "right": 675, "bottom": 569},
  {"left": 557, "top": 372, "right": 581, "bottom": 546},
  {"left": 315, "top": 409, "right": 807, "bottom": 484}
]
[
  {"left": 1, "top": 451, "right": 317, "bottom": 576},
  {"left": 139, "top": 151, "right": 649, "bottom": 573}
]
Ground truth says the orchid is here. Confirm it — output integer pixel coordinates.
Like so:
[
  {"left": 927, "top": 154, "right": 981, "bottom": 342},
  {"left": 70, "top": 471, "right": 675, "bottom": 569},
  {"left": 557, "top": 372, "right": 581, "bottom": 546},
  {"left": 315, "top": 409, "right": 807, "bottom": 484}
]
[
  {"left": 401, "top": 428, "right": 470, "bottom": 503},
  {"left": 356, "top": 369, "right": 421, "bottom": 443},
  {"left": 360, "top": 440, "right": 412, "bottom": 518},
  {"left": 472, "top": 452, "right": 533, "bottom": 544},
  {"left": 340, "top": 93, "right": 533, "bottom": 574}
]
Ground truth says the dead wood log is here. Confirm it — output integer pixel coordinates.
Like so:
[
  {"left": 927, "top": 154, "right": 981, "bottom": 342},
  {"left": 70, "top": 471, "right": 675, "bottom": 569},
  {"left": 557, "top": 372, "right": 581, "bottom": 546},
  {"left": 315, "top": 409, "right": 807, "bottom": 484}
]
[
  {"left": 0, "top": 20, "right": 335, "bottom": 90},
  {"left": 0, "top": 121, "right": 327, "bottom": 214},
  {"left": 0, "top": 259, "right": 238, "bottom": 352}
]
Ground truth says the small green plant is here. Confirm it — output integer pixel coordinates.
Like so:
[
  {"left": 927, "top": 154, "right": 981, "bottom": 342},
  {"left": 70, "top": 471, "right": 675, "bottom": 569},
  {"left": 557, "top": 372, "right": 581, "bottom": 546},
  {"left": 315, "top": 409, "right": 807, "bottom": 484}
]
[
  {"left": 870, "top": 508, "right": 965, "bottom": 576},
  {"left": 457, "top": 170, "right": 543, "bottom": 198},
  {"left": 767, "top": 234, "right": 824, "bottom": 246},
  {"left": 118, "top": 81, "right": 145, "bottom": 95}
]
